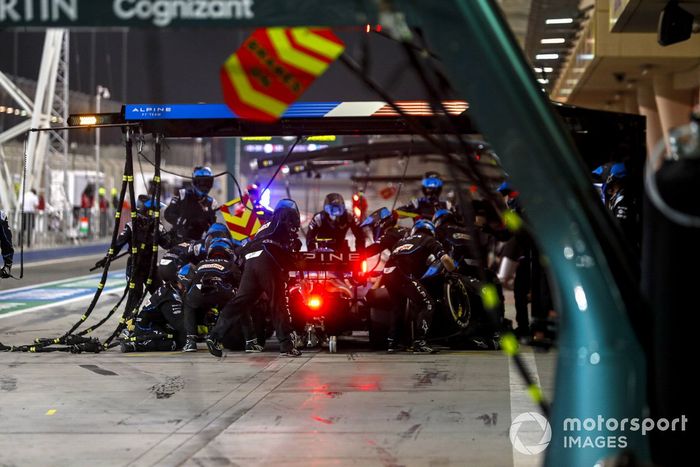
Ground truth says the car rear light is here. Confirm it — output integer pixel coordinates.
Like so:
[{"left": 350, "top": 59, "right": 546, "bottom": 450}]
[
  {"left": 307, "top": 295, "right": 323, "bottom": 310},
  {"left": 361, "top": 260, "right": 368, "bottom": 274}
]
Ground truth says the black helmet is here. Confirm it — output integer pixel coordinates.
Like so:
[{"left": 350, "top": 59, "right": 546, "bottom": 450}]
[
  {"left": 207, "top": 238, "right": 235, "bottom": 260},
  {"left": 176, "top": 263, "right": 194, "bottom": 283},
  {"left": 360, "top": 207, "right": 397, "bottom": 242},
  {"left": 421, "top": 172, "right": 443, "bottom": 198},
  {"left": 270, "top": 198, "right": 301, "bottom": 234},
  {"left": 192, "top": 166, "right": 214, "bottom": 197},
  {"left": 136, "top": 194, "right": 161, "bottom": 217},
  {"left": 432, "top": 209, "right": 456, "bottom": 229},
  {"left": 255, "top": 199, "right": 301, "bottom": 244},
  {"left": 204, "top": 223, "right": 232, "bottom": 250},
  {"left": 411, "top": 219, "right": 436, "bottom": 237},
  {"left": 323, "top": 193, "right": 346, "bottom": 222}
]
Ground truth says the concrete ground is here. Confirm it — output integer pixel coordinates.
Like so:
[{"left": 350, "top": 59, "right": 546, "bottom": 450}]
[{"left": 0, "top": 258, "right": 556, "bottom": 467}]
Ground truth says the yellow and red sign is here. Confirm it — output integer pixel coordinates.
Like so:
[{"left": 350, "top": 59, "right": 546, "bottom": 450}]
[
  {"left": 220, "top": 195, "right": 263, "bottom": 241},
  {"left": 220, "top": 27, "right": 345, "bottom": 122}
]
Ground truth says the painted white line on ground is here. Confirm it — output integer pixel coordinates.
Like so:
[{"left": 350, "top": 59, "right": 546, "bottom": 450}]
[
  {"left": 0, "top": 287, "right": 124, "bottom": 320},
  {"left": 0, "top": 271, "right": 126, "bottom": 320},
  {"left": 23, "top": 253, "right": 105, "bottom": 268},
  {"left": 509, "top": 350, "right": 546, "bottom": 467},
  {"left": 0, "top": 271, "right": 124, "bottom": 294}
]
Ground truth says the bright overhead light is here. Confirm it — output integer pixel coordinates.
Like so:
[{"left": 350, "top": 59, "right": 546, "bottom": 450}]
[
  {"left": 537, "top": 78, "right": 550, "bottom": 84},
  {"left": 546, "top": 18, "right": 574, "bottom": 24},
  {"left": 541, "top": 38, "right": 566, "bottom": 44},
  {"left": 242, "top": 136, "right": 273, "bottom": 141},
  {"left": 560, "top": 88, "right": 573, "bottom": 95},
  {"left": 536, "top": 53, "right": 559, "bottom": 60},
  {"left": 543, "top": 67, "right": 554, "bottom": 72},
  {"left": 306, "top": 135, "right": 336, "bottom": 141},
  {"left": 78, "top": 116, "right": 98, "bottom": 125},
  {"left": 533, "top": 67, "right": 543, "bottom": 72},
  {"left": 566, "top": 79, "right": 578, "bottom": 85},
  {"left": 578, "top": 53, "right": 594, "bottom": 60}
]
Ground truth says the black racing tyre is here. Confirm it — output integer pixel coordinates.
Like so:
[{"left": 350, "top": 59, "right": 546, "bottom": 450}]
[{"left": 443, "top": 274, "right": 472, "bottom": 332}]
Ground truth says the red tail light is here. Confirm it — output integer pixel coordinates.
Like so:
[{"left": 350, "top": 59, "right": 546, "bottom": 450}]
[
  {"left": 307, "top": 295, "right": 323, "bottom": 310},
  {"left": 361, "top": 260, "right": 368, "bottom": 274}
]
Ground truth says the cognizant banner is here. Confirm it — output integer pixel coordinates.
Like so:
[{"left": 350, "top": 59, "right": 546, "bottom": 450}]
[{"left": 0, "top": 0, "right": 372, "bottom": 27}]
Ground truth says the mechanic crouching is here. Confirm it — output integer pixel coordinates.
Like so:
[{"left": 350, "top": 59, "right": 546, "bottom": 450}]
[
  {"left": 182, "top": 238, "right": 245, "bottom": 352},
  {"left": 307, "top": 193, "right": 365, "bottom": 253},
  {"left": 120, "top": 267, "right": 189, "bottom": 352},
  {"left": 379, "top": 219, "right": 455, "bottom": 353},
  {"left": 206, "top": 199, "right": 303, "bottom": 358}
]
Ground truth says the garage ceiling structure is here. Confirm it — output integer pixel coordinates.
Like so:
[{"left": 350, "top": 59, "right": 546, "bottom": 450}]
[
  {"left": 524, "top": 0, "right": 585, "bottom": 91},
  {"left": 548, "top": 0, "right": 700, "bottom": 109}
]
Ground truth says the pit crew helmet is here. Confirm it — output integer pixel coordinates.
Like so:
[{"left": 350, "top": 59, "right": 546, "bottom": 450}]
[
  {"left": 177, "top": 263, "right": 193, "bottom": 283},
  {"left": 603, "top": 162, "right": 627, "bottom": 201},
  {"left": 247, "top": 183, "right": 261, "bottom": 203},
  {"left": 207, "top": 237, "right": 235, "bottom": 260},
  {"left": 270, "top": 199, "right": 301, "bottom": 237},
  {"left": 411, "top": 219, "right": 436, "bottom": 237},
  {"left": 360, "top": 207, "right": 398, "bottom": 242},
  {"left": 606, "top": 162, "right": 627, "bottom": 184},
  {"left": 204, "top": 223, "right": 232, "bottom": 250},
  {"left": 136, "top": 194, "right": 161, "bottom": 217},
  {"left": 323, "top": 193, "right": 346, "bottom": 223},
  {"left": 432, "top": 208, "right": 457, "bottom": 229},
  {"left": 421, "top": 172, "right": 443, "bottom": 198},
  {"left": 192, "top": 166, "right": 214, "bottom": 197}
]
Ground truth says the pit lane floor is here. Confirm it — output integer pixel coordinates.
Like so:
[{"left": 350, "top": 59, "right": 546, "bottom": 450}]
[{"left": 0, "top": 262, "right": 556, "bottom": 467}]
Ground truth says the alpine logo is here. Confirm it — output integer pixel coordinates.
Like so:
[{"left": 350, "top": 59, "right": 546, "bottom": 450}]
[
  {"left": 129, "top": 106, "right": 173, "bottom": 118},
  {"left": 301, "top": 252, "right": 362, "bottom": 263}
]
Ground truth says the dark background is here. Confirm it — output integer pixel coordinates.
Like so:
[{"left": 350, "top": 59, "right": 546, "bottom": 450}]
[{"left": 0, "top": 28, "right": 430, "bottom": 106}]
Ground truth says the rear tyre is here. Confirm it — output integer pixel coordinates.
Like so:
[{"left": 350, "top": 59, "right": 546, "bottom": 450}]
[{"left": 430, "top": 274, "right": 472, "bottom": 339}]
